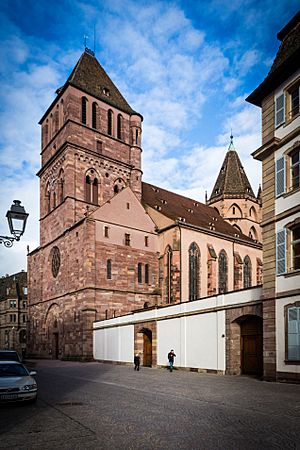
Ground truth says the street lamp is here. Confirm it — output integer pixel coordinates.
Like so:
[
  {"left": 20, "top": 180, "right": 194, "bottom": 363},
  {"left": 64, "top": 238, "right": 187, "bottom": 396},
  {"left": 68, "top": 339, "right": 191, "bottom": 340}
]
[{"left": 0, "top": 200, "right": 29, "bottom": 247}]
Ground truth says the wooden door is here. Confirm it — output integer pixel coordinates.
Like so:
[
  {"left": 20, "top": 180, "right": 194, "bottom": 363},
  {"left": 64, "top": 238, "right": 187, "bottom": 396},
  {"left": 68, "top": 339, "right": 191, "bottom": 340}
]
[
  {"left": 143, "top": 331, "right": 152, "bottom": 367},
  {"left": 241, "top": 317, "right": 263, "bottom": 376}
]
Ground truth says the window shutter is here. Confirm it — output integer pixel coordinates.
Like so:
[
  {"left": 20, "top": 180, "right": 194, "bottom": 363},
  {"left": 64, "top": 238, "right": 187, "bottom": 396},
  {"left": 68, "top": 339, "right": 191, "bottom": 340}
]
[
  {"left": 276, "top": 230, "right": 286, "bottom": 275},
  {"left": 276, "top": 156, "right": 285, "bottom": 197},
  {"left": 275, "top": 93, "right": 285, "bottom": 127}
]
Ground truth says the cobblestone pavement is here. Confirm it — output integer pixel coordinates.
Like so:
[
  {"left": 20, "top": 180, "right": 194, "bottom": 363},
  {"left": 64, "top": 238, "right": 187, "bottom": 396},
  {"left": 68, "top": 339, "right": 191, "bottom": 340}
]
[{"left": 0, "top": 360, "right": 299, "bottom": 449}]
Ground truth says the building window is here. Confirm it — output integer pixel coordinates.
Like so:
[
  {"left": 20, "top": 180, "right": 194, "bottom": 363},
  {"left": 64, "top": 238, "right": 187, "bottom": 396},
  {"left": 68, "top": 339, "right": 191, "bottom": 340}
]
[
  {"left": 23, "top": 300, "right": 27, "bottom": 308},
  {"left": 107, "top": 110, "right": 113, "bottom": 136},
  {"left": 10, "top": 300, "right": 17, "bottom": 308},
  {"left": 218, "top": 250, "right": 228, "bottom": 294},
  {"left": 144, "top": 236, "right": 149, "bottom": 247},
  {"left": 107, "top": 259, "right": 112, "bottom": 279},
  {"left": 10, "top": 314, "right": 16, "bottom": 322},
  {"left": 51, "top": 246, "right": 61, "bottom": 278},
  {"left": 243, "top": 256, "right": 252, "bottom": 288},
  {"left": 276, "top": 230, "right": 286, "bottom": 275},
  {"left": 286, "top": 304, "right": 300, "bottom": 361},
  {"left": 138, "top": 263, "right": 142, "bottom": 284},
  {"left": 275, "top": 93, "right": 285, "bottom": 127},
  {"left": 96, "top": 140, "right": 102, "bottom": 153},
  {"left": 125, "top": 233, "right": 131, "bottom": 246},
  {"left": 92, "top": 102, "right": 98, "bottom": 129},
  {"left": 166, "top": 246, "right": 173, "bottom": 303},
  {"left": 117, "top": 114, "right": 123, "bottom": 140},
  {"left": 189, "top": 242, "right": 200, "bottom": 301},
  {"left": 85, "top": 170, "right": 98, "bottom": 205},
  {"left": 104, "top": 226, "right": 109, "bottom": 238},
  {"left": 287, "top": 80, "right": 300, "bottom": 120},
  {"left": 81, "top": 97, "right": 87, "bottom": 125},
  {"left": 290, "top": 148, "right": 300, "bottom": 191},
  {"left": 292, "top": 225, "right": 300, "bottom": 271},
  {"left": 145, "top": 264, "right": 149, "bottom": 284}
]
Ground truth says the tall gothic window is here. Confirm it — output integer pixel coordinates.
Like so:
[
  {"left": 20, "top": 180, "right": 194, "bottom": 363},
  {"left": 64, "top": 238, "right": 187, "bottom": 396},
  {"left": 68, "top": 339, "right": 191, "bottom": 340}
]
[
  {"left": 117, "top": 114, "right": 122, "bottom": 140},
  {"left": 107, "top": 109, "right": 113, "bottom": 136},
  {"left": 218, "top": 250, "right": 228, "bottom": 294},
  {"left": 189, "top": 242, "right": 200, "bottom": 301},
  {"left": 166, "top": 246, "right": 173, "bottom": 303},
  {"left": 81, "top": 97, "right": 87, "bottom": 125},
  {"left": 92, "top": 178, "right": 98, "bottom": 204},
  {"left": 92, "top": 102, "right": 97, "bottom": 129},
  {"left": 243, "top": 256, "right": 252, "bottom": 288}
]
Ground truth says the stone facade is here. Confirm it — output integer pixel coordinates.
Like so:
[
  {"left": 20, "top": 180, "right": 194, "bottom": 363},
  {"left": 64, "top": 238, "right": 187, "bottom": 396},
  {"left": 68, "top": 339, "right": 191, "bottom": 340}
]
[
  {"left": 28, "top": 49, "right": 262, "bottom": 361},
  {"left": 0, "top": 271, "right": 28, "bottom": 357}
]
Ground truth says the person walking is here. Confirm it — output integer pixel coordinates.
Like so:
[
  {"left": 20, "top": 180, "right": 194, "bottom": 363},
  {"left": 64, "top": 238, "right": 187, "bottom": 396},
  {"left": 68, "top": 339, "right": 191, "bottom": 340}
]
[
  {"left": 167, "top": 349, "right": 176, "bottom": 372},
  {"left": 134, "top": 353, "right": 140, "bottom": 371}
]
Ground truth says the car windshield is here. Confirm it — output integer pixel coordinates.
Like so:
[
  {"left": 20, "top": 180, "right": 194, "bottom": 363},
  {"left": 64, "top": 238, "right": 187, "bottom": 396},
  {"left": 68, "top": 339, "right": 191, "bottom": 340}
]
[
  {"left": 0, "top": 352, "right": 19, "bottom": 361},
  {"left": 0, "top": 363, "right": 28, "bottom": 377}
]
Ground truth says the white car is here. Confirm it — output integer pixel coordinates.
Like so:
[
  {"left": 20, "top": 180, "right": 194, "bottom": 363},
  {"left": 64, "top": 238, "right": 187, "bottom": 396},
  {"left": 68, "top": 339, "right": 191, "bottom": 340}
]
[{"left": 0, "top": 361, "right": 37, "bottom": 403}]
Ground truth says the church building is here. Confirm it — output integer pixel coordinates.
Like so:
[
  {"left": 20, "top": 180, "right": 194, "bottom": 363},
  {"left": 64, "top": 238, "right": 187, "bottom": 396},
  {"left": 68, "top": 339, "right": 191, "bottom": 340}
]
[{"left": 27, "top": 48, "right": 262, "bottom": 360}]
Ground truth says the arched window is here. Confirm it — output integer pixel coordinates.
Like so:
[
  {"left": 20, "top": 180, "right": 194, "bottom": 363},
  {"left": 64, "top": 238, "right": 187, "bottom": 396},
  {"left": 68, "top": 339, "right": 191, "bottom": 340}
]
[
  {"left": 189, "top": 242, "right": 200, "bottom": 301},
  {"left": 92, "top": 178, "right": 98, "bottom": 205},
  {"left": 85, "top": 170, "right": 99, "bottom": 204},
  {"left": 107, "top": 259, "right": 112, "bottom": 279},
  {"left": 233, "top": 225, "right": 242, "bottom": 235},
  {"left": 138, "top": 263, "right": 142, "bottom": 284},
  {"left": 107, "top": 109, "right": 113, "bottom": 136},
  {"left": 166, "top": 246, "right": 173, "bottom": 303},
  {"left": 218, "top": 250, "right": 228, "bottom": 294},
  {"left": 249, "top": 226, "right": 258, "bottom": 240},
  {"left": 81, "top": 97, "right": 87, "bottom": 125},
  {"left": 45, "top": 183, "right": 51, "bottom": 214},
  {"left": 85, "top": 175, "right": 92, "bottom": 203},
  {"left": 113, "top": 178, "right": 125, "bottom": 195},
  {"left": 92, "top": 102, "right": 97, "bottom": 129},
  {"left": 53, "top": 109, "right": 59, "bottom": 134},
  {"left": 145, "top": 264, "right": 149, "bottom": 284},
  {"left": 117, "top": 114, "right": 122, "bottom": 140},
  {"left": 249, "top": 206, "right": 257, "bottom": 220},
  {"left": 243, "top": 256, "right": 252, "bottom": 288},
  {"left": 59, "top": 179, "right": 64, "bottom": 203},
  {"left": 43, "top": 123, "right": 49, "bottom": 147}
]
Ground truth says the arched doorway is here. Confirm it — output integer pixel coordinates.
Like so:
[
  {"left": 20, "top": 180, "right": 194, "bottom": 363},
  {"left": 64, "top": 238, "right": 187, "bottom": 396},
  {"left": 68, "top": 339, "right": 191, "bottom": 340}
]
[
  {"left": 241, "top": 316, "right": 263, "bottom": 376},
  {"left": 143, "top": 329, "right": 152, "bottom": 367}
]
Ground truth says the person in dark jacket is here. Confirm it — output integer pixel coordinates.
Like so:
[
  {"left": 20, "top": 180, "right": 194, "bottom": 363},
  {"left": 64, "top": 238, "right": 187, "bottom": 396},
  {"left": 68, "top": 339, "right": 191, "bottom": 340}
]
[
  {"left": 167, "top": 349, "right": 176, "bottom": 372},
  {"left": 134, "top": 353, "right": 140, "bottom": 371}
]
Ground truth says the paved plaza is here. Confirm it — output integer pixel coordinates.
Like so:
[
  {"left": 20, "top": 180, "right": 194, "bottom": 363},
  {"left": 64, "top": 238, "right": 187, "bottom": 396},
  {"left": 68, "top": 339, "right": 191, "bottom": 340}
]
[{"left": 0, "top": 360, "right": 299, "bottom": 449}]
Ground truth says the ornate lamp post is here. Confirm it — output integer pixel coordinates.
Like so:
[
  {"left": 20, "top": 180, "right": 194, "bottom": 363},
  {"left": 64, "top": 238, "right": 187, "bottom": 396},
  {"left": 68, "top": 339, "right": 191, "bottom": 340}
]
[{"left": 0, "top": 200, "right": 29, "bottom": 247}]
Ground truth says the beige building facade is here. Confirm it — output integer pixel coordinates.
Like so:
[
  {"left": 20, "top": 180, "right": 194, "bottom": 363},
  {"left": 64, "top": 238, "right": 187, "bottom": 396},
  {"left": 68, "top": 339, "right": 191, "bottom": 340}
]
[{"left": 247, "top": 12, "right": 300, "bottom": 382}]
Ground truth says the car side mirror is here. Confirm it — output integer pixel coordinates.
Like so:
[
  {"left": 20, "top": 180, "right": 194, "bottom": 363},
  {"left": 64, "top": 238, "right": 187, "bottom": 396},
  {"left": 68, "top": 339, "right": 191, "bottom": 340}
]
[{"left": 29, "top": 371, "right": 37, "bottom": 376}]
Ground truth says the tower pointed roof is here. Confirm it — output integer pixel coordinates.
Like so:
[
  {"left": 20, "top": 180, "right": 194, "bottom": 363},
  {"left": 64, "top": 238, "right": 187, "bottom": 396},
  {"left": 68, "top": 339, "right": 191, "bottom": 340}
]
[
  {"left": 207, "top": 136, "right": 255, "bottom": 204},
  {"left": 40, "top": 49, "right": 141, "bottom": 123}
]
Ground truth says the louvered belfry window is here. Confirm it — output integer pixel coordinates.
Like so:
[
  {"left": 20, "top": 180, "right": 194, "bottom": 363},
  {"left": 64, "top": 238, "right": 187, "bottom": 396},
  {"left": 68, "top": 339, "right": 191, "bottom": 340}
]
[{"left": 82, "top": 97, "right": 87, "bottom": 124}]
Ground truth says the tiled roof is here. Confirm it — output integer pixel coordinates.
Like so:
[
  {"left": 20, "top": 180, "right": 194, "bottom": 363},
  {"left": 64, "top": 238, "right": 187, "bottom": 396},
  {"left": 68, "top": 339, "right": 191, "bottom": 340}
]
[
  {"left": 246, "top": 12, "right": 300, "bottom": 106},
  {"left": 66, "top": 50, "right": 139, "bottom": 116},
  {"left": 142, "top": 182, "right": 255, "bottom": 244},
  {"left": 207, "top": 142, "right": 255, "bottom": 203}
]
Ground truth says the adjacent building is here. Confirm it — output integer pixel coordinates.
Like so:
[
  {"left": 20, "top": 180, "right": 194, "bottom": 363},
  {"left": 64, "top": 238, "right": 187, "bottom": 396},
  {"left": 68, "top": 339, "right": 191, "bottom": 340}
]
[
  {"left": 0, "top": 271, "right": 28, "bottom": 357},
  {"left": 27, "top": 48, "right": 262, "bottom": 361},
  {"left": 247, "top": 12, "right": 300, "bottom": 382}
]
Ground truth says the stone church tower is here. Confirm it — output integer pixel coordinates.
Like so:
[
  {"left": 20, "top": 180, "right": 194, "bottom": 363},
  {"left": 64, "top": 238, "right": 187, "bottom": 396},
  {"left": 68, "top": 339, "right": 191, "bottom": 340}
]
[
  {"left": 27, "top": 49, "right": 160, "bottom": 359},
  {"left": 206, "top": 136, "right": 262, "bottom": 242}
]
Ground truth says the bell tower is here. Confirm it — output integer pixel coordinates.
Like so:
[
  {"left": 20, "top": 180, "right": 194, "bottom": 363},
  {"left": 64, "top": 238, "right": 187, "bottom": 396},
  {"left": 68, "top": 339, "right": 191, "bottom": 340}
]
[
  {"left": 38, "top": 48, "right": 143, "bottom": 246},
  {"left": 207, "top": 135, "right": 262, "bottom": 242}
]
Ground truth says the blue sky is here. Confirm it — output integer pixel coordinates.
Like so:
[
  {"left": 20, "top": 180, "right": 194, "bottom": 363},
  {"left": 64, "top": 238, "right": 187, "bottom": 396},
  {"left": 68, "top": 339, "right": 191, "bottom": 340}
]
[{"left": 0, "top": 0, "right": 299, "bottom": 275}]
